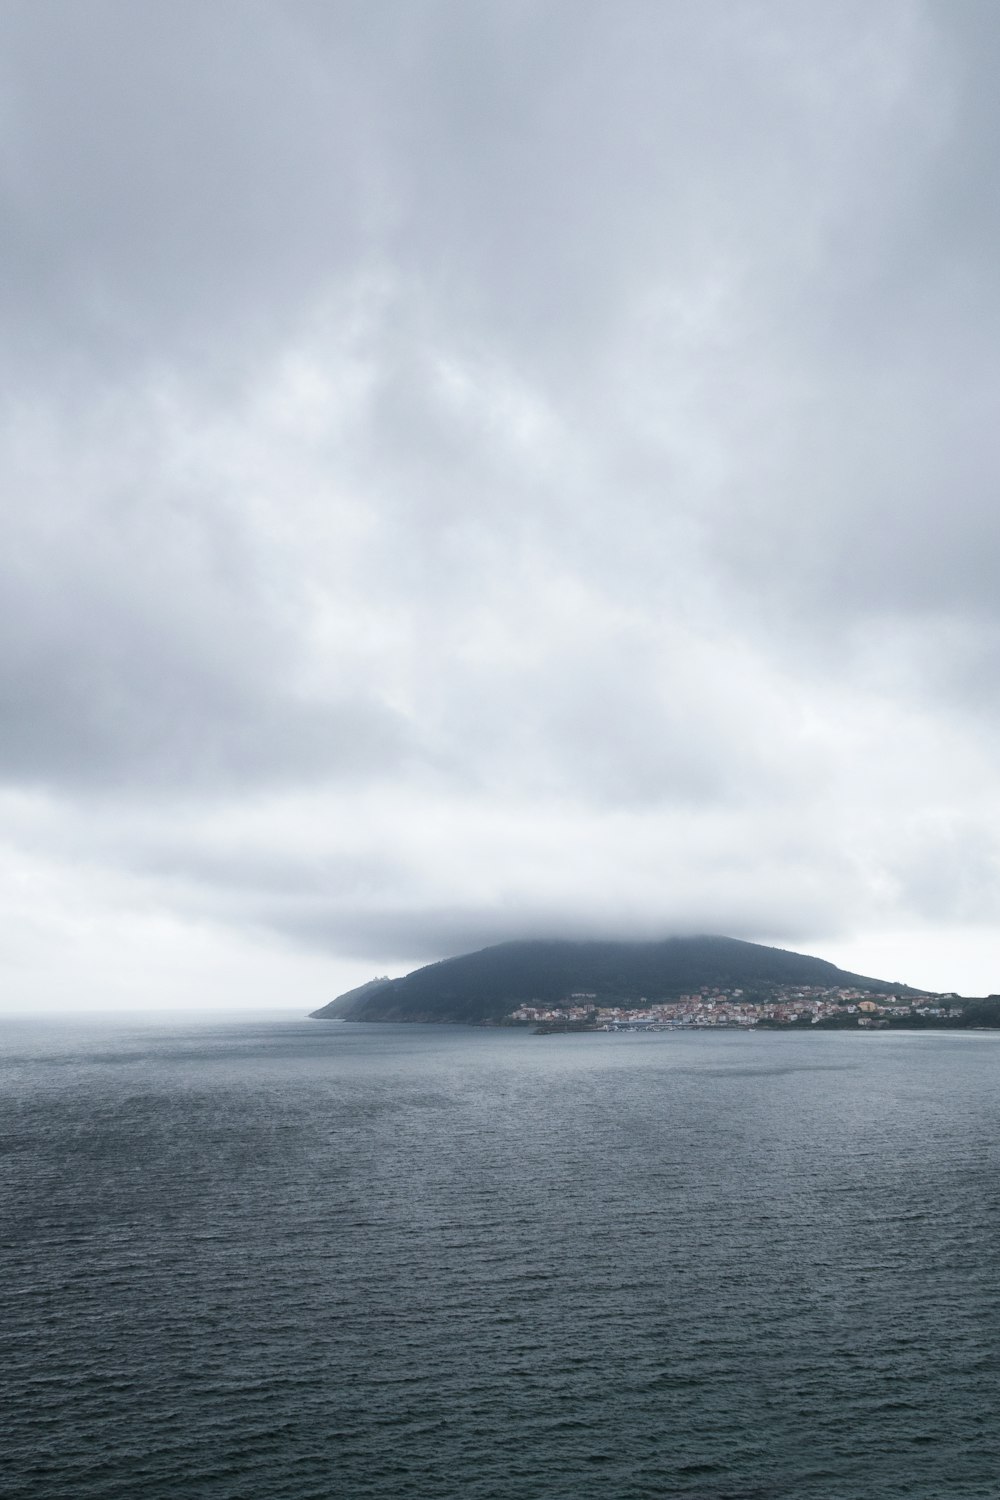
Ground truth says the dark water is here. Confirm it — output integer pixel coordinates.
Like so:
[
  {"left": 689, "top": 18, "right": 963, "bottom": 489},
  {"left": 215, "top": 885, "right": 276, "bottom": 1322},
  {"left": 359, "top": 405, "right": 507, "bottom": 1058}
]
[{"left": 4, "top": 1020, "right": 1000, "bottom": 1499}]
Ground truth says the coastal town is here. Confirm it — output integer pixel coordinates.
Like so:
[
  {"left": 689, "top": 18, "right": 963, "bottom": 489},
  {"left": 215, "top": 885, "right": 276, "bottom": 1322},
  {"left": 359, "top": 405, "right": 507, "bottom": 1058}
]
[{"left": 507, "top": 985, "right": 961, "bottom": 1031}]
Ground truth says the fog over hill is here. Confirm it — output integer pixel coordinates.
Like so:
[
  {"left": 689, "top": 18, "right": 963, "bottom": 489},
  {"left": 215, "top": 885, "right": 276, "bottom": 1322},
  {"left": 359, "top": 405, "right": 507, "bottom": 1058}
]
[
  {"left": 4, "top": 4, "right": 1000, "bottom": 1011},
  {"left": 310, "top": 936, "right": 924, "bottom": 1025}
]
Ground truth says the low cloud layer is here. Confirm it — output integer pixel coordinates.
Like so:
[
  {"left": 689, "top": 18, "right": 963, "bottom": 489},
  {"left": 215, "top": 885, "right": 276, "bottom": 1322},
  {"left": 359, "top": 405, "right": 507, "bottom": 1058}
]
[{"left": 3, "top": 1, "right": 1000, "bottom": 1009}]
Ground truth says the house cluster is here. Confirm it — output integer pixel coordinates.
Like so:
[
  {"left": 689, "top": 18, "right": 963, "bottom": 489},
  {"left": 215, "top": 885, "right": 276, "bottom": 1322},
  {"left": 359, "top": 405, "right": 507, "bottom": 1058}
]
[{"left": 508, "top": 986, "right": 961, "bottom": 1029}]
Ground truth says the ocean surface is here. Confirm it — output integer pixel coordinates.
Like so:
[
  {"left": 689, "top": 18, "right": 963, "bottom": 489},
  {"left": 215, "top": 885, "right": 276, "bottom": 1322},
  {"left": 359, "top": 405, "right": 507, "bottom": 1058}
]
[{"left": 4, "top": 1019, "right": 1000, "bottom": 1500}]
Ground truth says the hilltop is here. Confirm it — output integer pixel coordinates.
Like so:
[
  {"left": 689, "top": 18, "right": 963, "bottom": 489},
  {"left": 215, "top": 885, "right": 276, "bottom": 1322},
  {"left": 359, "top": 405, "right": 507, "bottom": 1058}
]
[{"left": 309, "top": 935, "right": 924, "bottom": 1025}]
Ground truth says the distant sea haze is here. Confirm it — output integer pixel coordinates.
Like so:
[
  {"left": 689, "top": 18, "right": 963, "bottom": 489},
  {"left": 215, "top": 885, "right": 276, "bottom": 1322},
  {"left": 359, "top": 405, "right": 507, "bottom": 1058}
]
[{"left": 6, "top": 1018, "right": 1000, "bottom": 1500}]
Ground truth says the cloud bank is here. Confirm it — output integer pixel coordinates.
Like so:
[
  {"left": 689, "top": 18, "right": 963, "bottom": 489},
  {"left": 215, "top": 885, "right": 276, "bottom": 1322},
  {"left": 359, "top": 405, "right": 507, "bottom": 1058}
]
[{"left": 3, "top": 0, "right": 1000, "bottom": 1008}]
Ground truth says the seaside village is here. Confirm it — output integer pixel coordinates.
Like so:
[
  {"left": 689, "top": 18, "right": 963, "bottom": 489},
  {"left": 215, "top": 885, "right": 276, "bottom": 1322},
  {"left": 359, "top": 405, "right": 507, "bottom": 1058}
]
[{"left": 508, "top": 986, "right": 960, "bottom": 1030}]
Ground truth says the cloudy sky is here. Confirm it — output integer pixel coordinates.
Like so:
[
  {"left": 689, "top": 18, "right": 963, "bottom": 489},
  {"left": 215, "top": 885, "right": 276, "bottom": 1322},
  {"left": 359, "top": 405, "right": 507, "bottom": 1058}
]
[{"left": 3, "top": 0, "right": 1000, "bottom": 1013}]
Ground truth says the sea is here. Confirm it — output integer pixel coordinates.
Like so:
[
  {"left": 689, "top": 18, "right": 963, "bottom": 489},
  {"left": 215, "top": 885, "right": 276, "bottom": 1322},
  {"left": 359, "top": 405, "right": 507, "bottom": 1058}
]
[{"left": 3, "top": 1018, "right": 1000, "bottom": 1500}]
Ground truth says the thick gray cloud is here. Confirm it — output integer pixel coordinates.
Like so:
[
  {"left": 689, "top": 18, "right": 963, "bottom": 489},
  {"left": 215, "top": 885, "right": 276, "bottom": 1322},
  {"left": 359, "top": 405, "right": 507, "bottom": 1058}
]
[{"left": 2, "top": 0, "right": 1000, "bottom": 1009}]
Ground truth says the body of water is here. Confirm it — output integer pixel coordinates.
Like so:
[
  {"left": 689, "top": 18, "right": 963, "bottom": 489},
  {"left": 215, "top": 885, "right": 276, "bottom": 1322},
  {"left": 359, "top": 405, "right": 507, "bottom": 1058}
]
[{"left": 3, "top": 1018, "right": 999, "bottom": 1498}]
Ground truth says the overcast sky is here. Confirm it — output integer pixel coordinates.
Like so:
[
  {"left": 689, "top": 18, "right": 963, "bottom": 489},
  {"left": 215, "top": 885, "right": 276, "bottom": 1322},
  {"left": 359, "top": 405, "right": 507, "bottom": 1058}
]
[{"left": 3, "top": 0, "right": 1000, "bottom": 1013}]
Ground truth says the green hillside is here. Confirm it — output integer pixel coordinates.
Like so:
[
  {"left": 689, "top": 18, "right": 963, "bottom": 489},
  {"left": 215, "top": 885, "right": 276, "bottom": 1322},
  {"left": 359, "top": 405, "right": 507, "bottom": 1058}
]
[{"left": 310, "top": 935, "right": 921, "bottom": 1024}]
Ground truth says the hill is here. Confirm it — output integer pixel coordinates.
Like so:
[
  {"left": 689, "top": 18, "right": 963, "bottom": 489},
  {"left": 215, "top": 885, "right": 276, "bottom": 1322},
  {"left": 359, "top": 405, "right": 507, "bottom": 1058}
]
[{"left": 309, "top": 935, "right": 923, "bottom": 1024}]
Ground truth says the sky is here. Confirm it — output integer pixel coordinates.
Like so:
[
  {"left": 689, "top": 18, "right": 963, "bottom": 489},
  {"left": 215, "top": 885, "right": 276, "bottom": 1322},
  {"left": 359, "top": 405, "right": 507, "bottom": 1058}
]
[{"left": 2, "top": 0, "right": 1000, "bottom": 1014}]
